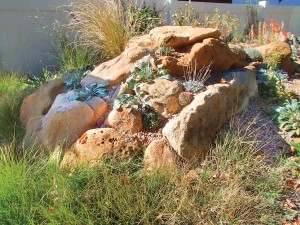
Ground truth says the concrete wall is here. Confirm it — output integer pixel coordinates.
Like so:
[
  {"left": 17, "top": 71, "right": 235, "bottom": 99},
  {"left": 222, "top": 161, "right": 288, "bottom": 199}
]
[
  {"left": 233, "top": 0, "right": 300, "bottom": 6},
  {"left": 1, "top": 0, "right": 300, "bottom": 75}
]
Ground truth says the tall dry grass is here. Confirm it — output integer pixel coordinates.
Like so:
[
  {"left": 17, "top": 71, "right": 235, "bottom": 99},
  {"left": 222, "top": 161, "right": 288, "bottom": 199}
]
[{"left": 67, "top": 0, "right": 130, "bottom": 58}]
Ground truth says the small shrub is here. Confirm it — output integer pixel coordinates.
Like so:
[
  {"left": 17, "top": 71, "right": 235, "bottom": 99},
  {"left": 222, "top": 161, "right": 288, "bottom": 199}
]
[
  {"left": 73, "top": 83, "right": 107, "bottom": 102},
  {"left": 257, "top": 68, "right": 291, "bottom": 102},
  {"left": 172, "top": 3, "right": 199, "bottom": 26},
  {"left": 128, "top": 5, "right": 163, "bottom": 36},
  {"left": 183, "top": 62, "right": 211, "bottom": 93},
  {"left": 276, "top": 99, "right": 300, "bottom": 137},
  {"left": 265, "top": 52, "right": 283, "bottom": 71},
  {"left": 244, "top": 47, "right": 263, "bottom": 62},
  {"left": 200, "top": 9, "right": 240, "bottom": 42}
]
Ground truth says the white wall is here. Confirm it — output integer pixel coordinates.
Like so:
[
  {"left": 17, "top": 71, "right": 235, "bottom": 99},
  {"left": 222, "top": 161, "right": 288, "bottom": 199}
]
[
  {"left": 0, "top": 0, "right": 69, "bottom": 75},
  {"left": 1, "top": 0, "right": 300, "bottom": 75},
  {"left": 233, "top": 0, "right": 300, "bottom": 6}
]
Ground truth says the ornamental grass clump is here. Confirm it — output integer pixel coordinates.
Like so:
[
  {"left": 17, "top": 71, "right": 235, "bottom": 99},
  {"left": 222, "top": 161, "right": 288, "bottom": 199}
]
[
  {"left": 183, "top": 62, "right": 211, "bottom": 93},
  {"left": 67, "top": 0, "right": 128, "bottom": 58}
]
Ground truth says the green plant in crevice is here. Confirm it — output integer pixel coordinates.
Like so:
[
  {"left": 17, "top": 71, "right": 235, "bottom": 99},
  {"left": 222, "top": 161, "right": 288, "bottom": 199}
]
[
  {"left": 276, "top": 99, "right": 300, "bottom": 137},
  {"left": 126, "top": 54, "right": 171, "bottom": 91},
  {"left": 113, "top": 94, "right": 144, "bottom": 112},
  {"left": 73, "top": 83, "right": 107, "bottom": 102},
  {"left": 141, "top": 105, "right": 161, "bottom": 129},
  {"left": 155, "top": 45, "right": 175, "bottom": 57},
  {"left": 64, "top": 65, "right": 95, "bottom": 90},
  {"left": 113, "top": 93, "right": 161, "bottom": 129},
  {"left": 183, "top": 62, "right": 211, "bottom": 93}
]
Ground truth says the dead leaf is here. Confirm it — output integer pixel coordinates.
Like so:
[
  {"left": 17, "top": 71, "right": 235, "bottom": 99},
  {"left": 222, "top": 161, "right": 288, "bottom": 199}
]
[
  {"left": 47, "top": 207, "right": 55, "bottom": 214},
  {"left": 285, "top": 199, "right": 298, "bottom": 210},
  {"left": 228, "top": 210, "right": 235, "bottom": 219},
  {"left": 121, "top": 175, "right": 129, "bottom": 185},
  {"left": 286, "top": 179, "right": 297, "bottom": 189}
]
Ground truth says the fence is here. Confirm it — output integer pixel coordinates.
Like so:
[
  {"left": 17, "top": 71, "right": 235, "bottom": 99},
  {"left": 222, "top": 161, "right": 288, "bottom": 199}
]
[{"left": 1, "top": 0, "right": 300, "bottom": 75}]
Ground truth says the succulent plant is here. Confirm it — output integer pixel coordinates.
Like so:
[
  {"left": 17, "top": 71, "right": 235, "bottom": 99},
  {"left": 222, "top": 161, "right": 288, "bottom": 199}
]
[
  {"left": 64, "top": 65, "right": 94, "bottom": 90},
  {"left": 127, "top": 54, "right": 171, "bottom": 91},
  {"left": 73, "top": 83, "right": 107, "bottom": 101},
  {"left": 244, "top": 47, "right": 263, "bottom": 62},
  {"left": 182, "top": 62, "right": 211, "bottom": 93},
  {"left": 276, "top": 99, "right": 300, "bottom": 137}
]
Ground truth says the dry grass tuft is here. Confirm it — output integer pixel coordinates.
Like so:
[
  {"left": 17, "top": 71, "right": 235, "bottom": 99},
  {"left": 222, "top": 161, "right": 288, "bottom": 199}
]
[{"left": 67, "top": 0, "right": 130, "bottom": 58}]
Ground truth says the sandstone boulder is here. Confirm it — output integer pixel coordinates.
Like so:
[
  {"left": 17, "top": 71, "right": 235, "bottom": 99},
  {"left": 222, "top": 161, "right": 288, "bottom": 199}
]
[
  {"left": 162, "top": 67, "right": 258, "bottom": 161},
  {"left": 104, "top": 106, "right": 143, "bottom": 134},
  {"left": 138, "top": 78, "right": 184, "bottom": 118},
  {"left": 144, "top": 139, "right": 180, "bottom": 171},
  {"left": 156, "top": 56, "right": 184, "bottom": 77},
  {"left": 255, "top": 42, "right": 294, "bottom": 73},
  {"left": 81, "top": 46, "right": 153, "bottom": 86},
  {"left": 20, "top": 78, "right": 66, "bottom": 126},
  {"left": 126, "top": 34, "right": 153, "bottom": 49},
  {"left": 149, "top": 26, "right": 221, "bottom": 49},
  {"left": 61, "top": 128, "right": 141, "bottom": 168},
  {"left": 178, "top": 92, "right": 194, "bottom": 107},
  {"left": 180, "top": 38, "right": 246, "bottom": 72},
  {"left": 25, "top": 91, "right": 108, "bottom": 147}
]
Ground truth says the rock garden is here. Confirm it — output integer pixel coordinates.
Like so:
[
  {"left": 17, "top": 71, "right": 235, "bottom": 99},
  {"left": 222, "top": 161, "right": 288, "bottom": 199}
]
[{"left": 2, "top": 1, "right": 300, "bottom": 224}]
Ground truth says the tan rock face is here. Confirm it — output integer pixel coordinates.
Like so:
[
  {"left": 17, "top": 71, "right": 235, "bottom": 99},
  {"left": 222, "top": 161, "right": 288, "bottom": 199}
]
[
  {"left": 138, "top": 78, "right": 184, "bottom": 118},
  {"left": 162, "top": 67, "right": 258, "bottom": 161},
  {"left": 20, "top": 78, "right": 66, "bottom": 126},
  {"left": 149, "top": 26, "right": 221, "bottom": 49},
  {"left": 255, "top": 42, "right": 294, "bottom": 73},
  {"left": 25, "top": 91, "right": 108, "bottom": 147},
  {"left": 86, "top": 97, "right": 108, "bottom": 124},
  {"left": 178, "top": 92, "right": 194, "bottom": 107},
  {"left": 104, "top": 106, "right": 143, "bottom": 134},
  {"left": 61, "top": 128, "right": 141, "bottom": 168},
  {"left": 144, "top": 139, "right": 180, "bottom": 171},
  {"left": 156, "top": 56, "right": 184, "bottom": 77},
  {"left": 180, "top": 38, "right": 244, "bottom": 72},
  {"left": 81, "top": 46, "right": 153, "bottom": 86}
]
